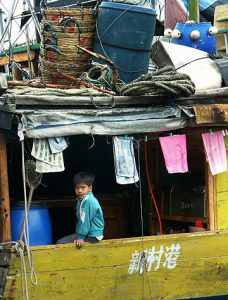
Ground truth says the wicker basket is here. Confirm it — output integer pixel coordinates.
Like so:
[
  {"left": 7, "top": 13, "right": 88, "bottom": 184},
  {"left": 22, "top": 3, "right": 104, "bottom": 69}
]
[{"left": 40, "top": 7, "right": 96, "bottom": 85}]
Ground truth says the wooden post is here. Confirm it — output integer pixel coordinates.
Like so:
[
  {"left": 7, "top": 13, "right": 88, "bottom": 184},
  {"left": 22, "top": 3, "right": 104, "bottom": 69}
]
[
  {"left": 0, "top": 130, "right": 11, "bottom": 242},
  {"left": 215, "top": 136, "right": 228, "bottom": 230},
  {"left": 189, "top": 0, "right": 200, "bottom": 22},
  {"left": 205, "top": 161, "right": 217, "bottom": 231}
]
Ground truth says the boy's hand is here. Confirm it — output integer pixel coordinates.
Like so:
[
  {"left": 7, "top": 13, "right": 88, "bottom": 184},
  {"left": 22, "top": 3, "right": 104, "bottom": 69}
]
[{"left": 74, "top": 240, "right": 84, "bottom": 248}]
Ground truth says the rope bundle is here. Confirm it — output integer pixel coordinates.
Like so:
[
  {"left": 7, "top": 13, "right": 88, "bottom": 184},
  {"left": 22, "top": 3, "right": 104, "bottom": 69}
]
[
  {"left": 119, "top": 66, "right": 195, "bottom": 97},
  {"left": 80, "top": 63, "right": 114, "bottom": 90}
]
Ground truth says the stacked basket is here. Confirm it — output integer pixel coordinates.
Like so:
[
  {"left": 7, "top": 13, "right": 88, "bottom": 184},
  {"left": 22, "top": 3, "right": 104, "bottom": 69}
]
[{"left": 40, "top": 7, "right": 96, "bottom": 85}]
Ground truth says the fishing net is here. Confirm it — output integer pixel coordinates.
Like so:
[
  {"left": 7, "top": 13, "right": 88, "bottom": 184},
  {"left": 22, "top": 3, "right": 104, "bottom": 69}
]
[
  {"left": 20, "top": 160, "right": 43, "bottom": 241},
  {"left": 25, "top": 160, "right": 42, "bottom": 190}
]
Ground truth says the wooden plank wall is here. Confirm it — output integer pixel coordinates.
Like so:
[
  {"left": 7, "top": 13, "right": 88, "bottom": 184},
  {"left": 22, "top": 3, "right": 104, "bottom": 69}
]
[{"left": 216, "top": 136, "right": 228, "bottom": 230}]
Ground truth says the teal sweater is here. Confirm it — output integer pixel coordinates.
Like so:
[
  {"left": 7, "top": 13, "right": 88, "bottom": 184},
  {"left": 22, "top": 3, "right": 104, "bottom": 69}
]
[{"left": 76, "top": 192, "right": 104, "bottom": 241}]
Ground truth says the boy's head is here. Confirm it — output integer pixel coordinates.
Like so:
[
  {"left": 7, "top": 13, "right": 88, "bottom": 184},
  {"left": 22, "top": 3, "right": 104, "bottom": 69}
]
[{"left": 73, "top": 172, "right": 95, "bottom": 199}]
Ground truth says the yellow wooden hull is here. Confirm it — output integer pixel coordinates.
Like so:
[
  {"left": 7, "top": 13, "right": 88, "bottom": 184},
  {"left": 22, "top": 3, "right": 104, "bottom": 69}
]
[{"left": 4, "top": 230, "right": 228, "bottom": 300}]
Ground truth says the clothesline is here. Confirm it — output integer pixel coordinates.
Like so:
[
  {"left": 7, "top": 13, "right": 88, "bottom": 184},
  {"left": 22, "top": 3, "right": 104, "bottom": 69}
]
[
  {"left": 117, "top": 130, "right": 227, "bottom": 178},
  {"left": 27, "top": 128, "right": 227, "bottom": 180},
  {"left": 131, "top": 129, "right": 228, "bottom": 143}
]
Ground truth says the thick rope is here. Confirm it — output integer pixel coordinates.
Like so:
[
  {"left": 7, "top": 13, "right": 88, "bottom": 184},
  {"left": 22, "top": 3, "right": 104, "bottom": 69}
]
[
  {"left": 80, "top": 63, "right": 114, "bottom": 91},
  {"left": 119, "top": 66, "right": 195, "bottom": 97},
  {"left": 21, "top": 141, "right": 38, "bottom": 287},
  {"left": 0, "top": 241, "right": 29, "bottom": 300},
  {"left": 135, "top": 140, "right": 152, "bottom": 300},
  {"left": 14, "top": 241, "right": 29, "bottom": 300}
]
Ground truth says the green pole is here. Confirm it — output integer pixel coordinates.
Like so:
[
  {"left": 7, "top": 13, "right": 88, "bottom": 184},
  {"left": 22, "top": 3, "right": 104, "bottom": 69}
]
[{"left": 188, "top": 0, "right": 199, "bottom": 22}]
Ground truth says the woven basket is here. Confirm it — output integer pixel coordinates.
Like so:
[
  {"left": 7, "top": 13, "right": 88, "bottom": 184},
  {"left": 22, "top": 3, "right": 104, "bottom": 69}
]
[{"left": 40, "top": 7, "right": 96, "bottom": 85}]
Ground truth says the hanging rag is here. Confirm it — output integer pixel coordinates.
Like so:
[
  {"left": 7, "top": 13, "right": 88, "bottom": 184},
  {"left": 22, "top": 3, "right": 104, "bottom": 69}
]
[
  {"left": 48, "top": 137, "right": 69, "bottom": 154},
  {"left": 159, "top": 134, "right": 188, "bottom": 174},
  {"left": 202, "top": 131, "right": 227, "bottom": 175},
  {"left": 32, "top": 138, "right": 65, "bottom": 173},
  {"left": 113, "top": 136, "right": 139, "bottom": 184}
]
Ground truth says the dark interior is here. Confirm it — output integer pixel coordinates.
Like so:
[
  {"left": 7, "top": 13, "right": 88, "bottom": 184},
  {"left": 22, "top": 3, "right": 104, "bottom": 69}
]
[{"left": 7, "top": 133, "right": 207, "bottom": 244}]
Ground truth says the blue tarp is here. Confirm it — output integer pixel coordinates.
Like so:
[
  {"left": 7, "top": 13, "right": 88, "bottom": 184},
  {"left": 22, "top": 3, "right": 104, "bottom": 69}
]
[{"left": 181, "top": 0, "right": 227, "bottom": 11}]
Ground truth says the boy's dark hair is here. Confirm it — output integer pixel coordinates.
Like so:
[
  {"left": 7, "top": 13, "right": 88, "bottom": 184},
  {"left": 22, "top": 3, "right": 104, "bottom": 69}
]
[{"left": 73, "top": 171, "right": 95, "bottom": 187}]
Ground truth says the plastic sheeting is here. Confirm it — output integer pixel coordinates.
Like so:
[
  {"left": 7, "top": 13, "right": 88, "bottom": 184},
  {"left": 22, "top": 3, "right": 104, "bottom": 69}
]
[
  {"left": 151, "top": 41, "right": 222, "bottom": 91},
  {"left": 20, "top": 106, "right": 188, "bottom": 138},
  {"left": 181, "top": 0, "right": 222, "bottom": 11}
]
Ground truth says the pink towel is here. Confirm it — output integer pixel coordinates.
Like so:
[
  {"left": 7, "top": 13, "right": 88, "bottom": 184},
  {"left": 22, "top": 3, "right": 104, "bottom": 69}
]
[
  {"left": 202, "top": 131, "right": 227, "bottom": 175},
  {"left": 159, "top": 134, "right": 188, "bottom": 174}
]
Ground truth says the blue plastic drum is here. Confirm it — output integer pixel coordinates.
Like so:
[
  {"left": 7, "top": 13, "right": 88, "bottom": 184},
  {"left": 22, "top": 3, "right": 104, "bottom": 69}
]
[
  {"left": 11, "top": 204, "right": 52, "bottom": 246},
  {"left": 93, "top": 2, "right": 157, "bottom": 83},
  {"left": 172, "top": 22, "right": 216, "bottom": 56}
]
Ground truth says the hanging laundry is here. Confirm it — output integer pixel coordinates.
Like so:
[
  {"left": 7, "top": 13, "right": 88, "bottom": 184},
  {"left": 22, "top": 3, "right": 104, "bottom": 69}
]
[
  {"left": 48, "top": 137, "right": 69, "bottom": 154},
  {"left": 159, "top": 134, "right": 188, "bottom": 174},
  {"left": 32, "top": 138, "right": 65, "bottom": 173},
  {"left": 202, "top": 131, "right": 227, "bottom": 175},
  {"left": 113, "top": 136, "right": 139, "bottom": 184}
]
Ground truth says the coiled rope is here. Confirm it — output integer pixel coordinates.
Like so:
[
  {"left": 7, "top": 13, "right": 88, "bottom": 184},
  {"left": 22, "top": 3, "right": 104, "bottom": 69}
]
[
  {"left": 119, "top": 66, "right": 195, "bottom": 97},
  {"left": 80, "top": 63, "right": 114, "bottom": 91},
  {"left": 0, "top": 241, "right": 29, "bottom": 300}
]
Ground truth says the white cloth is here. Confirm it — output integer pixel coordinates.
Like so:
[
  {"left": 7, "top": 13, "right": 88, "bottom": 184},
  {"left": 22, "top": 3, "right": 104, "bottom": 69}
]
[
  {"left": 48, "top": 137, "right": 69, "bottom": 154},
  {"left": 32, "top": 138, "right": 65, "bottom": 173},
  {"left": 113, "top": 136, "right": 139, "bottom": 184}
]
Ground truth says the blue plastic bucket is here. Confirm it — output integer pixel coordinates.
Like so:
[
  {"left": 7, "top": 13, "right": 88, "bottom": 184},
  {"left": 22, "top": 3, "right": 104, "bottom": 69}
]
[
  {"left": 172, "top": 22, "right": 216, "bottom": 56},
  {"left": 11, "top": 204, "right": 52, "bottom": 246},
  {"left": 93, "top": 2, "right": 157, "bottom": 83}
]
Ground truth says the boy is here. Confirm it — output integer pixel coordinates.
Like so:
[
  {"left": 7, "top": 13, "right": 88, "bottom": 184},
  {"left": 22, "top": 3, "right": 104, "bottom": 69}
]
[{"left": 57, "top": 172, "right": 104, "bottom": 248}]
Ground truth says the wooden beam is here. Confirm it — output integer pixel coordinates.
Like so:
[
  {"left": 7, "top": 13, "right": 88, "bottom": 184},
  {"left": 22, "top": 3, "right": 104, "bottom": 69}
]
[
  {"left": 0, "top": 51, "right": 35, "bottom": 65},
  {"left": 152, "top": 214, "right": 208, "bottom": 224},
  {"left": 179, "top": 87, "right": 228, "bottom": 99},
  {"left": 3, "top": 93, "right": 228, "bottom": 108},
  {"left": 216, "top": 136, "right": 228, "bottom": 230},
  {"left": 0, "top": 130, "right": 11, "bottom": 242},
  {"left": 189, "top": 119, "right": 228, "bottom": 127},
  {"left": 205, "top": 161, "right": 217, "bottom": 231},
  {"left": 4, "top": 94, "right": 167, "bottom": 107}
]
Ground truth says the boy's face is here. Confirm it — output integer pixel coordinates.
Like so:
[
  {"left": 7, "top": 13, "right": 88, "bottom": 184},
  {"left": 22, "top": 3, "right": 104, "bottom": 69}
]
[{"left": 75, "top": 183, "right": 92, "bottom": 199}]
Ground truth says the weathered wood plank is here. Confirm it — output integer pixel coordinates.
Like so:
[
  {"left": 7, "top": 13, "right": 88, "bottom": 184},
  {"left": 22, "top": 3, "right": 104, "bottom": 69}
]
[
  {"left": 3, "top": 93, "right": 228, "bottom": 108},
  {"left": 0, "top": 51, "right": 35, "bottom": 65},
  {"left": 4, "top": 231, "right": 228, "bottom": 300},
  {"left": 216, "top": 136, "right": 228, "bottom": 230},
  {"left": 189, "top": 119, "right": 228, "bottom": 127},
  {"left": 0, "top": 266, "right": 8, "bottom": 296},
  {"left": 0, "top": 130, "right": 11, "bottom": 242},
  {"left": 0, "top": 253, "right": 11, "bottom": 267},
  {"left": 4, "top": 94, "right": 167, "bottom": 107},
  {"left": 206, "top": 162, "right": 216, "bottom": 231},
  {"left": 180, "top": 87, "right": 228, "bottom": 99}
]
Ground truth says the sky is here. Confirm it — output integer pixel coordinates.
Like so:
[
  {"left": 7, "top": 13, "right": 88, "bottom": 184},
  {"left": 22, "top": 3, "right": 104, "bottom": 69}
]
[{"left": 0, "top": 0, "right": 36, "bottom": 50}]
